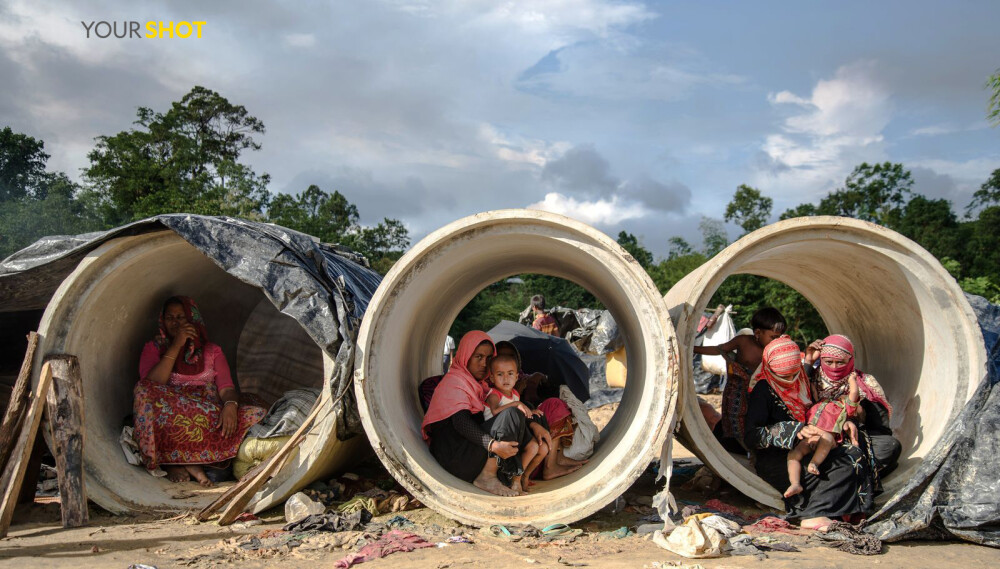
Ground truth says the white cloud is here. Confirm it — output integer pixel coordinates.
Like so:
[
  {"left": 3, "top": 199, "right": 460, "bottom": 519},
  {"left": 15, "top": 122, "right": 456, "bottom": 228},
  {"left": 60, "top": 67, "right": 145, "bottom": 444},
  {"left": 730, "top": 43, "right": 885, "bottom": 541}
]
[
  {"left": 477, "top": 124, "right": 571, "bottom": 167},
  {"left": 284, "top": 33, "right": 315, "bottom": 48},
  {"left": 528, "top": 192, "right": 648, "bottom": 225},
  {"left": 909, "top": 121, "right": 989, "bottom": 137},
  {"left": 756, "top": 61, "right": 893, "bottom": 203}
]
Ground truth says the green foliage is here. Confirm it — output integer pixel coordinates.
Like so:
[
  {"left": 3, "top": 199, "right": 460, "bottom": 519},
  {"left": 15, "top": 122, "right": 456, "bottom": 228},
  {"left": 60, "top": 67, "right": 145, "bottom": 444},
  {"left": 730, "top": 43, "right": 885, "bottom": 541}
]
[
  {"left": 0, "top": 173, "right": 103, "bottom": 258},
  {"left": 966, "top": 168, "right": 1000, "bottom": 216},
  {"left": 699, "top": 217, "right": 729, "bottom": 257},
  {"left": 815, "top": 162, "right": 913, "bottom": 226},
  {"left": 84, "top": 86, "right": 269, "bottom": 224},
  {"left": 988, "top": 69, "right": 1000, "bottom": 127},
  {"left": 779, "top": 202, "right": 818, "bottom": 220},
  {"left": 0, "top": 127, "right": 50, "bottom": 201},
  {"left": 649, "top": 252, "right": 707, "bottom": 294},
  {"left": 724, "top": 184, "right": 773, "bottom": 235},
  {"left": 449, "top": 275, "right": 602, "bottom": 339},
  {"left": 616, "top": 230, "right": 653, "bottom": 268},
  {"left": 267, "top": 184, "right": 410, "bottom": 274},
  {"left": 667, "top": 236, "right": 693, "bottom": 259},
  {"left": 894, "top": 195, "right": 962, "bottom": 261},
  {"left": 708, "top": 275, "right": 827, "bottom": 345}
]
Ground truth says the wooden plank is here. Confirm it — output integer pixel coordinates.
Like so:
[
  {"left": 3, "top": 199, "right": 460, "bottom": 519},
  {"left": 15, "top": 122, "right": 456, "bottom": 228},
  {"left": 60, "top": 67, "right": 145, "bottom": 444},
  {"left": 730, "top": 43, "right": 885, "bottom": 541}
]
[
  {"left": 44, "top": 355, "right": 87, "bottom": 528},
  {"left": 0, "top": 361, "right": 53, "bottom": 538},
  {"left": 214, "top": 400, "right": 323, "bottom": 525},
  {"left": 0, "top": 332, "right": 39, "bottom": 473}
]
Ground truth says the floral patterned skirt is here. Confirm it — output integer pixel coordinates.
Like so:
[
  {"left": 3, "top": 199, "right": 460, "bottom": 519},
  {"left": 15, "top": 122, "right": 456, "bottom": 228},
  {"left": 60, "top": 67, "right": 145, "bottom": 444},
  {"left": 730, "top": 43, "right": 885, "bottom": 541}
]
[{"left": 133, "top": 379, "right": 265, "bottom": 469}]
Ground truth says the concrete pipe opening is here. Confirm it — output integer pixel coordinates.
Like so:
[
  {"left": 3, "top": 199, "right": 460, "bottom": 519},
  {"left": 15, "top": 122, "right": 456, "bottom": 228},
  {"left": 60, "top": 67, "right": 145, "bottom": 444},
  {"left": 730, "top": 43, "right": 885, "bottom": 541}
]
[
  {"left": 666, "top": 216, "right": 987, "bottom": 509},
  {"left": 33, "top": 230, "right": 362, "bottom": 513},
  {"left": 355, "top": 210, "right": 678, "bottom": 527}
]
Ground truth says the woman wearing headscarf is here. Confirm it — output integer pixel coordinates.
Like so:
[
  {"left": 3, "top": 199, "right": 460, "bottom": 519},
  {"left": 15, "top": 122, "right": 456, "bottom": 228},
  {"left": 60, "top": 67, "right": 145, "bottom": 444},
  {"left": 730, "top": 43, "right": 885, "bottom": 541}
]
[
  {"left": 805, "top": 334, "right": 901, "bottom": 476},
  {"left": 133, "top": 296, "right": 266, "bottom": 486},
  {"left": 744, "top": 336, "right": 879, "bottom": 531},
  {"left": 422, "top": 331, "right": 548, "bottom": 497}
]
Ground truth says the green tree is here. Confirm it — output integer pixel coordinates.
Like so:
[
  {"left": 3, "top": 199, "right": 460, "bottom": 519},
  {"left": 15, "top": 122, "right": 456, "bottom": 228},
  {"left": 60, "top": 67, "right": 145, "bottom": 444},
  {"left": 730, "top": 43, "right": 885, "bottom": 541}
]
[
  {"left": 667, "top": 236, "right": 693, "bottom": 259},
  {"left": 268, "top": 184, "right": 360, "bottom": 242},
  {"left": 267, "top": 184, "right": 410, "bottom": 274},
  {"left": 966, "top": 168, "right": 1000, "bottom": 215},
  {"left": 779, "top": 203, "right": 818, "bottom": 220},
  {"left": 895, "top": 195, "right": 962, "bottom": 261},
  {"left": 724, "top": 184, "right": 773, "bottom": 235},
  {"left": 0, "top": 127, "right": 50, "bottom": 201},
  {"left": 0, "top": 173, "right": 103, "bottom": 258},
  {"left": 84, "top": 86, "right": 269, "bottom": 223},
  {"left": 616, "top": 230, "right": 653, "bottom": 268},
  {"left": 988, "top": 68, "right": 1000, "bottom": 127},
  {"left": 816, "top": 162, "right": 913, "bottom": 227},
  {"left": 699, "top": 217, "right": 728, "bottom": 256}
]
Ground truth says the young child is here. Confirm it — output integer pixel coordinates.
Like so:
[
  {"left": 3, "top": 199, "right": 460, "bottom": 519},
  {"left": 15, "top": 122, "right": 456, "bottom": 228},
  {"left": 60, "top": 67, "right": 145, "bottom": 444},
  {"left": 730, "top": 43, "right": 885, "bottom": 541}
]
[
  {"left": 694, "top": 307, "right": 788, "bottom": 452},
  {"left": 784, "top": 342, "right": 860, "bottom": 498},
  {"left": 484, "top": 354, "right": 544, "bottom": 493}
]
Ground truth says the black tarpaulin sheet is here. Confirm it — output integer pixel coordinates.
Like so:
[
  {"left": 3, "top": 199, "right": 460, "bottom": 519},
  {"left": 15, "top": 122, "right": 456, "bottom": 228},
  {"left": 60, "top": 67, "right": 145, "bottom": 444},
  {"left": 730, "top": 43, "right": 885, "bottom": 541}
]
[
  {"left": 864, "top": 294, "right": 1000, "bottom": 546},
  {"left": 0, "top": 214, "right": 382, "bottom": 439}
]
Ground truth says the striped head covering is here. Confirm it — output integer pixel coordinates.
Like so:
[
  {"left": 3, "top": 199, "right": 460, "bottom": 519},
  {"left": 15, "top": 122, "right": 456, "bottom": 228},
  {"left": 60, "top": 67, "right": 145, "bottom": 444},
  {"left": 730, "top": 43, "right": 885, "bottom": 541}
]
[
  {"left": 749, "top": 335, "right": 811, "bottom": 422},
  {"left": 816, "top": 334, "right": 893, "bottom": 418}
]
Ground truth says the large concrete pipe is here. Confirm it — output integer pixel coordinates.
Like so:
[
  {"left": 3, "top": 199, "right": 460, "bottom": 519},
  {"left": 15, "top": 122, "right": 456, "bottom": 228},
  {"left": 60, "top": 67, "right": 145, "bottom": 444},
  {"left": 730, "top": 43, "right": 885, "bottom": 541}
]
[
  {"left": 355, "top": 210, "right": 679, "bottom": 527},
  {"left": 32, "top": 230, "right": 363, "bottom": 513},
  {"left": 666, "top": 216, "right": 987, "bottom": 509}
]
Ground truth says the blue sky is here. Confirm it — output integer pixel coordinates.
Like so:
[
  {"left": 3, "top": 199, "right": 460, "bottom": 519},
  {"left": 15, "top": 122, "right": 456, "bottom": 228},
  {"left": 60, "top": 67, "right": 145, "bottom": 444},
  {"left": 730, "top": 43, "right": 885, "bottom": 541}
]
[{"left": 1, "top": 1, "right": 997, "bottom": 257}]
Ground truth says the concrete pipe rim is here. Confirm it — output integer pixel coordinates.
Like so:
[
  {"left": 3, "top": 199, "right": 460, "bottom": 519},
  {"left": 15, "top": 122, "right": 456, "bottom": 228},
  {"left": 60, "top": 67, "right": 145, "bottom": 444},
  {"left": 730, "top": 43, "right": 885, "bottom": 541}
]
[
  {"left": 669, "top": 215, "right": 987, "bottom": 509},
  {"left": 354, "top": 209, "right": 679, "bottom": 527}
]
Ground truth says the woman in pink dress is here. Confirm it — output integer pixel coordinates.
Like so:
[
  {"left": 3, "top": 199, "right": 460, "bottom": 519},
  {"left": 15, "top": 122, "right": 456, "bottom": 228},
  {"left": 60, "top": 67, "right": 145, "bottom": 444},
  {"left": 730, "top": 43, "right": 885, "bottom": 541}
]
[{"left": 133, "top": 296, "right": 265, "bottom": 486}]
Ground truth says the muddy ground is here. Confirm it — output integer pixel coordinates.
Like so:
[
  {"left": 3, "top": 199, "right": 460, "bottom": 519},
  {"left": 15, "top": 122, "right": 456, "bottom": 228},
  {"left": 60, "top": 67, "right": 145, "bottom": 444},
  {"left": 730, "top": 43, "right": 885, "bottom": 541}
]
[{"left": 2, "top": 401, "right": 997, "bottom": 568}]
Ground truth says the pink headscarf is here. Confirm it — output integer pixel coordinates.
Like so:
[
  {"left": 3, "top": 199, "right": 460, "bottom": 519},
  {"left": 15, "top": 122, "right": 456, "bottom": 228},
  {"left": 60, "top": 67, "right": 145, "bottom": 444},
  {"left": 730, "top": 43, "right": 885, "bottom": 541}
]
[
  {"left": 421, "top": 331, "right": 495, "bottom": 441},
  {"left": 749, "top": 335, "right": 812, "bottom": 423},
  {"left": 816, "top": 334, "right": 893, "bottom": 418}
]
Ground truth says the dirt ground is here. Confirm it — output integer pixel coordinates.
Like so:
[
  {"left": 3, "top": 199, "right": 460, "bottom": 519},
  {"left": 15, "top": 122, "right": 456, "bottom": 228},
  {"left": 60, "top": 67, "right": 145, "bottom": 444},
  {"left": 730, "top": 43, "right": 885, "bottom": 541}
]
[{"left": 2, "top": 401, "right": 997, "bottom": 568}]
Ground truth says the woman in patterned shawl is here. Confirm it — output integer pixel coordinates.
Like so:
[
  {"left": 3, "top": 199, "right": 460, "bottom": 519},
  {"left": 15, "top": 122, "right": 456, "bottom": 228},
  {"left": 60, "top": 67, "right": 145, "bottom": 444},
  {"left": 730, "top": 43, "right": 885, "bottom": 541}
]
[
  {"left": 744, "top": 335, "right": 880, "bottom": 531},
  {"left": 133, "top": 296, "right": 265, "bottom": 486},
  {"left": 805, "top": 334, "right": 902, "bottom": 477}
]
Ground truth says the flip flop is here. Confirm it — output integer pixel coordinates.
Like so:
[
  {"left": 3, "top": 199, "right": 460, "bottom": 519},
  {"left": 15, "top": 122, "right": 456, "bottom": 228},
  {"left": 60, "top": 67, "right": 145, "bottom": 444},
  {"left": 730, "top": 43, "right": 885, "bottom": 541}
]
[
  {"left": 541, "top": 523, "right": 584, "bottom": 540},
  {"left": 481, "top": 524, "right": 522, "bottom": 541}
]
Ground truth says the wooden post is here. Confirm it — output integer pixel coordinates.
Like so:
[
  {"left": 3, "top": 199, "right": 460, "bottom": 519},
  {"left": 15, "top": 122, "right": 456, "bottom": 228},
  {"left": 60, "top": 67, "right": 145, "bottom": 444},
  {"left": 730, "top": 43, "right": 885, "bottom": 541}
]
[
  {"left": 0, "top": 361, "right": 53, "bottom": 538},
  {"left": 213, "top": 401, "right": 323, "bottom": 525},
  {"left": 0, "top": 332, "right": 39, "bottom": 473},
  {"left": 44, "top": 355, "right": 87, "bottom": 528}
]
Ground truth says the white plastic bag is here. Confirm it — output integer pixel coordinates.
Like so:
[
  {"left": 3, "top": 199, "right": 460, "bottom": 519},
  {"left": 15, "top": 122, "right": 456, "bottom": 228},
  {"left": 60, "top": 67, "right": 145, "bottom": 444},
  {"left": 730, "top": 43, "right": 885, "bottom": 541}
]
[
  {"left": 700, "top": 305, "right": 735, "bottom": 376},
  {"left": 284, "top": 491, "right": 325, "bottom": 523},
  {"left": 559, "top": 385, "right": 600, "bottom": 461}
]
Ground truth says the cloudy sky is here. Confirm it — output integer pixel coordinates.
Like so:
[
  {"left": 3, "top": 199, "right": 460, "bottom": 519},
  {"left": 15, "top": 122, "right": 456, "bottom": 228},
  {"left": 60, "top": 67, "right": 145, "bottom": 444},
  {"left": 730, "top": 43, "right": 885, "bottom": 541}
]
[{"left": 2, "top": 1, "right": 998, "bottom": 256}]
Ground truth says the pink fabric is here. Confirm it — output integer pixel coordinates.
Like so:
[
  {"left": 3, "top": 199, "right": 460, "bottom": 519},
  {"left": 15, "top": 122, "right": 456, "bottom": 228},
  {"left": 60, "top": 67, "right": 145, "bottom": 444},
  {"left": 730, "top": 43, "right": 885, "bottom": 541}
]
[
  {"left": 820, "top": 334, "right": 855, "bottom": 381},
  {"left": 334, "top": 530, "right": 433, "bottom": 568},
  {"left": 139, "top": 341, "right": 234, "bottom": 391},
  {"left": 421, "top": 331, "right": 495, "bottom": 441},
  {"left": 749, "top": 335, "right": 811, "bottom": 423},
  {"left": 538, "top": 397, "right": 571, "bottom": 425},
  {"left": 816, "top": 334, "right": 893, "bottom": 418}
]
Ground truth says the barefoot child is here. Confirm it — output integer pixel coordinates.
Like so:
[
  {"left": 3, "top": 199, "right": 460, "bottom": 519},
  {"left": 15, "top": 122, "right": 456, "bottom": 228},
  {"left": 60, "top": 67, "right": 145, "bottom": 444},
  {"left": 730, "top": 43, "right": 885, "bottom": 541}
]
[
  {"left": 485, "top": 355, "right": 544, "bottom": 493},
  {"left": 694, "top": 307, "right": 788, "bottom": 452},
  {"left": 784, "top": 372, "right": 859, "bottom": 498}
]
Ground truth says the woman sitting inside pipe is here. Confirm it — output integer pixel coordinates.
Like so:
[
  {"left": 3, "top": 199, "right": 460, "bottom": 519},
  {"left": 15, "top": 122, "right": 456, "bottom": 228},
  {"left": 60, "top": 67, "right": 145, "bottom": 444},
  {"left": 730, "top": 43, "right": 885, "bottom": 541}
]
[
  {"left": 133, "top": 296, "right": 266, "bottom": 486},
  {"left": 744, "top": 336, "right": 880, "bottom": 531},
  {"left": 803, "top": 334, "right": 902, "bottom": 477},
  {"left": 421, "top": 331, "right": 552, "bottom": 497}
]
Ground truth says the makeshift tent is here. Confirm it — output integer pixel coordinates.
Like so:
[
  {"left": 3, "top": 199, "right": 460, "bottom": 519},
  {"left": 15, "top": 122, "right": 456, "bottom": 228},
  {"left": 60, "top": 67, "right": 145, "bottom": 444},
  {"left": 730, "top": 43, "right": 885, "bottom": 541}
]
[
  {"left": 0, "top": 214, "right": 380, "bottom": 513},
  {"left": 865, "top": 294, "right": 1000, "bottom": 547}
]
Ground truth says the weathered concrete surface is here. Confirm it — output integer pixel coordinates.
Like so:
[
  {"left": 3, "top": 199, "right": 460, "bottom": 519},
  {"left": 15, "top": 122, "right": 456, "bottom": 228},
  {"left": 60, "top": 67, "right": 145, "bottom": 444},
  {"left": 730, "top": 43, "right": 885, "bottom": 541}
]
[
  {"left": 354, "top": 209, "right": 680, "bottom": 527},
  {"left": 665, "top": 216, "right": 987, "bottom": 509},
  {"left": 31, "top": 231, "right": 362, "bottom": 514}
]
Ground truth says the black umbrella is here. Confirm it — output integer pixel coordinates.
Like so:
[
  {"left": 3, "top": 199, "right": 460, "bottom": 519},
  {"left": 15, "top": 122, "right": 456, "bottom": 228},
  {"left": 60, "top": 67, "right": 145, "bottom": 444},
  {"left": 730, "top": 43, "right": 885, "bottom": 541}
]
[{"left": 487, "top": 320, "right": 591, "bottom": 402}]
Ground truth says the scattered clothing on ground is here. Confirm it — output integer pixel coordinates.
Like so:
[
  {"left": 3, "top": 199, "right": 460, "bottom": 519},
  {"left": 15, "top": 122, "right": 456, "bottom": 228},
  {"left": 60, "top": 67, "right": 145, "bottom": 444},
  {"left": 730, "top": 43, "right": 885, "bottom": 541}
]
[{"left": 333, "top": 530, "right": 434, "bottom": 568}]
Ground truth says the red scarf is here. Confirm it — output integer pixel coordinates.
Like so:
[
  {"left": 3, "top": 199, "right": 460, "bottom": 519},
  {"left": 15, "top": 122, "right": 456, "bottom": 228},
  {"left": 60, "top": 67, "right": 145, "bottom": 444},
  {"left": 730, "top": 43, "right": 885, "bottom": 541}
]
[
  {"left": 153, "top": 296, "right": 209, "bottom": 375},
  {"left": 749, "top": 335, "right": 811, "bottom": 423},
  {"left": 817, "top": 334, "right": 893, "bottom": 418},
  {"left": 421, "top": 331, "right": 495, "bottom": 441}
]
